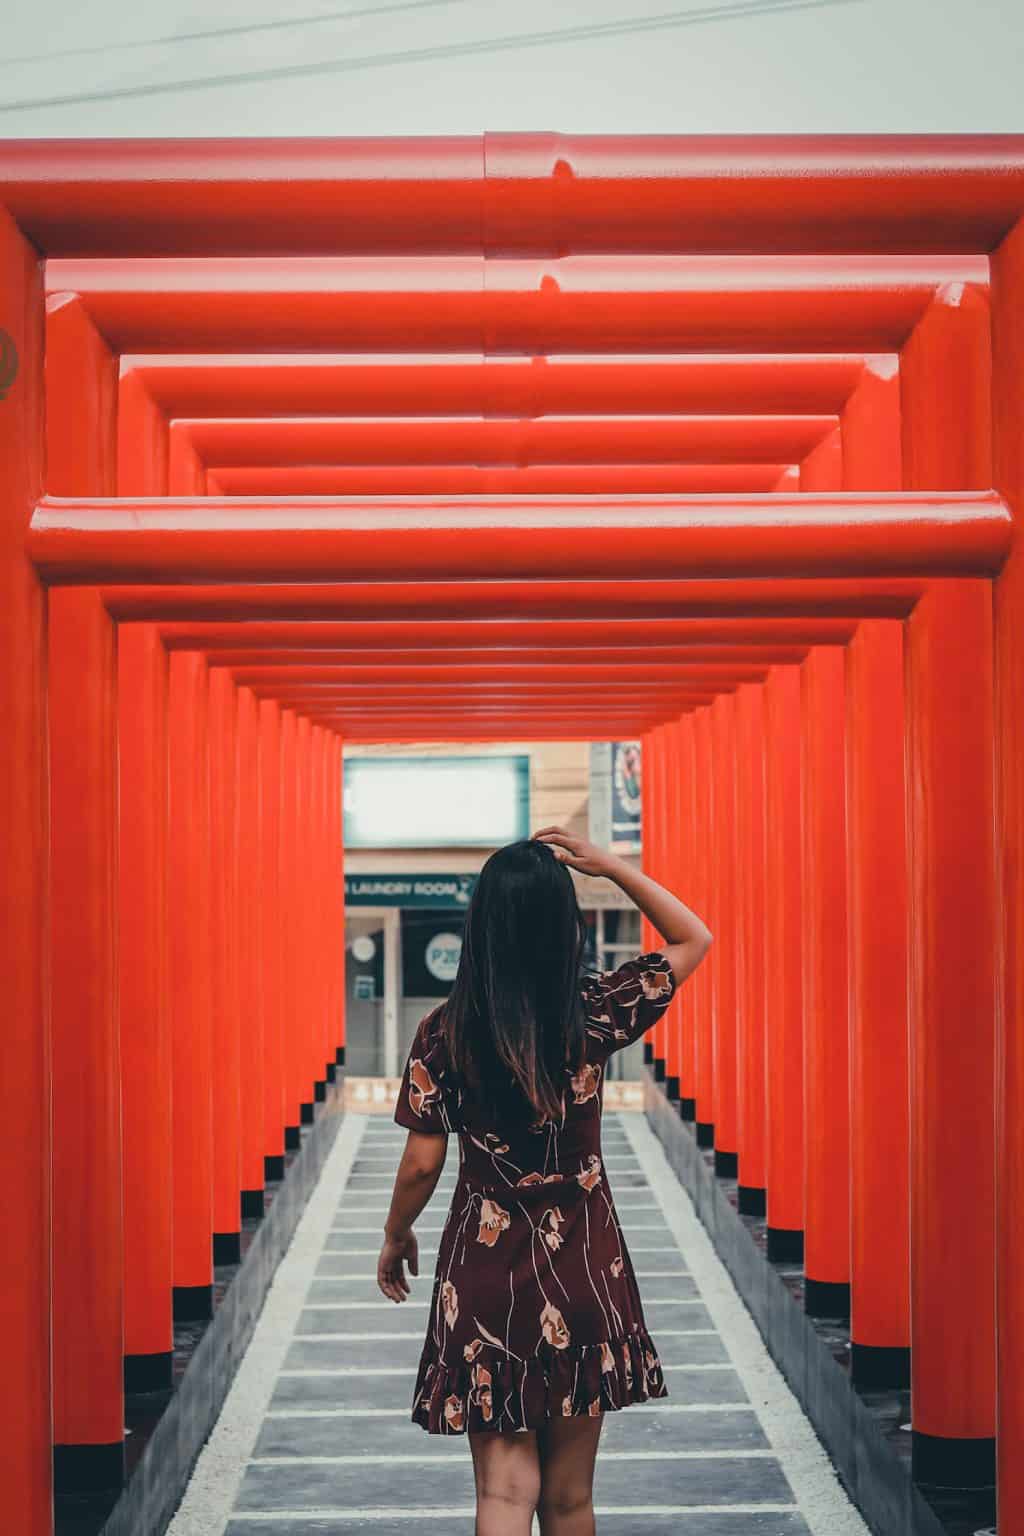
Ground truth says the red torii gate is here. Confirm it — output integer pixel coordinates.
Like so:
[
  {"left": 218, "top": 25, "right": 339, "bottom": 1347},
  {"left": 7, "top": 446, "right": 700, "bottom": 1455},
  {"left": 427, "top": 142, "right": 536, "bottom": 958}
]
[{"left": 2, "top": 135, "right": 1024, "bottom": 1535}]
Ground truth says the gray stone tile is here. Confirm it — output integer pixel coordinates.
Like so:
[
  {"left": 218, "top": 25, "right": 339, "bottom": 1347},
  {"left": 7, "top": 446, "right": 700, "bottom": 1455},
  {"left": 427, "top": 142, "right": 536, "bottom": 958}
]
[
  {"left": 226, "top": 1518, "right": 811, "bottom": 1536},
  {"left": 283, "top": 1331, "right": 727, "bottom": 1371},
  {"left": 270, "top": 1364, "right": 747, "bottom": 1412},
  {"left": 253, "top": 1403, "right": 770, "bottom": 1460},
  {"left": 286, "top": 1336, "right": 422, "bottom": 1370},
  {"left": 234, "top": 1457, "right": 473, "bottom": 1511},
  {"left": 652, "top": 1332, "right": 731, "bottom": 1366},
  {"left": 233, "top": 1451, "right": 793, "bottom": 1513},
  {"left": 296, "top": 1298, "right": 430, "bottom": 1330},
  {"left": 632, "top": 1273, "right": 698, "bottom": 1301},
  {"left": 618, "top": 1248, "right": 691, "bottom": 1272},
  {"left": 226, "top": 1519, "right": 476, "bottom": 1535}
]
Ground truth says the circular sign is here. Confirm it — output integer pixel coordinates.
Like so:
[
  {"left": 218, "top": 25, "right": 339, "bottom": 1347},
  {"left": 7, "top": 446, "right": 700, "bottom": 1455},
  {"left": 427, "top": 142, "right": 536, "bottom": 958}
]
[
  {"left": 351, "top": 934, "right": 377, "bottom": 963},
  {"left": 425, "top": 931, "right": 462, "bottom": 983}
]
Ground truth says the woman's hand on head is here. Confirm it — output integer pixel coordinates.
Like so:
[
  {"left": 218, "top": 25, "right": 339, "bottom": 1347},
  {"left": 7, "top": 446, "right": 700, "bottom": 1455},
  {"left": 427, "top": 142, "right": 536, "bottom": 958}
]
[{"left": 533, "top": 826, "right": 615, "bottom": 878}]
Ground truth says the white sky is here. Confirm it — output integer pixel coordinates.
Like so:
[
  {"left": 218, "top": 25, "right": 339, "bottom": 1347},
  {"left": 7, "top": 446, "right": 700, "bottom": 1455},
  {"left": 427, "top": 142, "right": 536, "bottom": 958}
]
[{"left": 0, "top": 0, "right": 1021, "bottom": 137}]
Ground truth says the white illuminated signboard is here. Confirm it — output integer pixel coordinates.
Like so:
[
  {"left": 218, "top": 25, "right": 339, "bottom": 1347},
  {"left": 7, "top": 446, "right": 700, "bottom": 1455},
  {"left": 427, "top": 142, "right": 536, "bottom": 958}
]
[{"left": 343, "top": 755, "right": 530, "bottom": 849}]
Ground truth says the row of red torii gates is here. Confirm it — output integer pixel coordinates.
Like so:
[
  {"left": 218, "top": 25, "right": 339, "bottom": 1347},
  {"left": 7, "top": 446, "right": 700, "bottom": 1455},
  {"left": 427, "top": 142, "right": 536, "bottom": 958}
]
[{"left": 1, "top": 135, "right": 1024, "bottom": 1533}]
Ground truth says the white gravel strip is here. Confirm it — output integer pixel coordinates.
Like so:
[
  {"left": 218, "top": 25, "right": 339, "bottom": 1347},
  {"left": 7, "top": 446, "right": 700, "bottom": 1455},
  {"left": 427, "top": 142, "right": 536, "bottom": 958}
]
[
  {"left": 622, "top": 1110, "right": 870, "bottom": 1536},
  {"left": 166, "top": 1112, "right": 367, "bottom": 1536}
]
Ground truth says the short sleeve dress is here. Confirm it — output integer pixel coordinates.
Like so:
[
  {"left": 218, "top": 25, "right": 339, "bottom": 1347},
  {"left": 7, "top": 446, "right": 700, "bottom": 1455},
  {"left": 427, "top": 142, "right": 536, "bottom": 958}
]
[{"left": 392, "top": 950, "right": 678, "bottom": 1434}]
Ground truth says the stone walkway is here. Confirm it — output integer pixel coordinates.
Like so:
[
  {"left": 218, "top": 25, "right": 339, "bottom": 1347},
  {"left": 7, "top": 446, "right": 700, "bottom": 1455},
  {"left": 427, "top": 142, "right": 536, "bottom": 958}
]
[{"left": 168, "top": 1111, "right": 870, "bottom": 1536}]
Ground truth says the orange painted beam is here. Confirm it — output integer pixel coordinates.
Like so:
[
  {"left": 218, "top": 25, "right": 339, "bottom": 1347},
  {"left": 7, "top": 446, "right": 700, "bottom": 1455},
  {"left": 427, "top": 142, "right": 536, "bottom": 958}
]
[
  {"left": 44, "top": 253, "right": 988, "bottom": 354},
  {"left": 102, "top": 576, "right": 930, "bottom": 623},
  {"left": 160, "top": 618, "right": 858, "bottom": 650},
  {"left": 7, "top": 136, "right": 1024, "bottom": 256},
  {"left": 209, "top": 466, "right": 792, "bottom": 496},
  {"left": 124, "top": 351, "right": 874, "bottom": 418},
  {"left": 177, "top": 415, "right": 835, "bottom": 468},
  {"left": 30, "top": 493, "right": 1012, "bottom": 585}
]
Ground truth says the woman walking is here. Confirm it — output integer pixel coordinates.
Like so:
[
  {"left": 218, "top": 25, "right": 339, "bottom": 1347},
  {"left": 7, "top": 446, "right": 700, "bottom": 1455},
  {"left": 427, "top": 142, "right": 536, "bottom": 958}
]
[{"left": 376, "top": 826, "right": 712, "bottom": 1535}]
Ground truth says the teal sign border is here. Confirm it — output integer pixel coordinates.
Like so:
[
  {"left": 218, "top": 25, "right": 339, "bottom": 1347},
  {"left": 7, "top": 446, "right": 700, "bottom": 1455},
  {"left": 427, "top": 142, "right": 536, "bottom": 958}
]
[{"left": 345, "top": 872, "right": 477, "bottom": 909}]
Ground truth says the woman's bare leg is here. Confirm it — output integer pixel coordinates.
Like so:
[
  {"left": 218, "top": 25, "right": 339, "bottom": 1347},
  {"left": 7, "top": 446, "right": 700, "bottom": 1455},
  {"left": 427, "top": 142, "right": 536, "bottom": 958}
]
[
  {"left": 469, "top": 1427, "right": 541, "bottom": 1536},
  {"left": 537, "top": 1414, "right": 604, "bottom": 1536}
]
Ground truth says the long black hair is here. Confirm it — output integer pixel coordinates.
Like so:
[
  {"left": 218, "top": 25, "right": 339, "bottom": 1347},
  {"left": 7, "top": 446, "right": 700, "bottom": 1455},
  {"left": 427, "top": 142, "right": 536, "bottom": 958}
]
[{"left": 440, "top": 838, "right": 589, "bottom": 1126}]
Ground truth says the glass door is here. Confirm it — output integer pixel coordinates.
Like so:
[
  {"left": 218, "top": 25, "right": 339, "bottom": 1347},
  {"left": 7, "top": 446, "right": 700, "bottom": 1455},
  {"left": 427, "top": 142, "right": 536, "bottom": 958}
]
[{"left": 344, "top": 909, "right": 400, "bottom": 1077}]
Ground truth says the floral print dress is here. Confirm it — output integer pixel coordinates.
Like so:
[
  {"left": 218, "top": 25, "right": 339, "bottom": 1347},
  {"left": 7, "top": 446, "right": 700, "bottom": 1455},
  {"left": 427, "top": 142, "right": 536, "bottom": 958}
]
[{"left": 392, "top": 950, "right": 678, "bottom": 1434}]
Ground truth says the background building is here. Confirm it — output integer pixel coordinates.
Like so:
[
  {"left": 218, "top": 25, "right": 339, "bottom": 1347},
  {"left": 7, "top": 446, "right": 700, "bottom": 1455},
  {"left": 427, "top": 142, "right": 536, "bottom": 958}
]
[{"left": 342, "top": 739, "right": 645, "bottom": 1079}]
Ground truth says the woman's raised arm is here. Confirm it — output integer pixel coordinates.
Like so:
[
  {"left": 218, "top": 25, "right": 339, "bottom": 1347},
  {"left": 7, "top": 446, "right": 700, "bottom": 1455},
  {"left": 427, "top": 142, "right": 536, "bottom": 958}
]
[{"left": 533, "top": 825, "right": 713, "bottom": 988}]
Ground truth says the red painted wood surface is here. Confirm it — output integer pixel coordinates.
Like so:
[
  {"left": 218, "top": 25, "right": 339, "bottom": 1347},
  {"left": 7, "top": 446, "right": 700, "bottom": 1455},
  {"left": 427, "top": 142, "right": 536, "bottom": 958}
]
[
  {"left": 709, "top": 694, "right": 739, "bottom": 1162},
  {"left": 237, "top": 686, "right": 266, "bottom": 1200},
  {"left": 168, "top": 652, "right": 214, "bottom": 1297},
  {"left": 799, "top": 647, "right": 851, "bottom": 1293},
  {"left": 209, "top": 668, "right": 242, "bottom": 1245},
  {"left": 763, "top": 666, "right": 805, "bottom": 1241},
  {"left": 259, "top": 700, "right": 286, "bottom": 1164},
  {"left": 845, "top": 619, "right": 910, "bottom": 1358},
  {"left": 691, "top": 709, "right": 715, "bottom": 1135},
  {"left": 734, "top": 682, "right": 767, "bottom": 1197},
  {"left": 0, "top": 209, "right": 53, "bottom": 1536},
  {"left": 49, "top": 587, "right": 122, "bottom": 1457},
  {"left": 5, "top": 137, "right": 1024, "bottom": 1530},
  {"left": 992, "top": 211, "right": 1024, "bottom": 1534},
  {"left": 904, "top": 582, "right": 997, "bottom": 1448},
  {"left": 119, "top": 624, "right": 174, "bottom": 1363},
  {"left": 28, "top": 491, "right": 1012, "bottom": 584}
]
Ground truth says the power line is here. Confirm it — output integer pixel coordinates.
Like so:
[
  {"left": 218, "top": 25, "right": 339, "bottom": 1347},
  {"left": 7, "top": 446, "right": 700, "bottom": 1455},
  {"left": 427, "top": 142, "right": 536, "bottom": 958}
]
[
  {"left": 2, "top": 0, "right": 475, "bottom": 69},
  {"left": 0, "top": 0, "right": 863, "bottom": 115}
]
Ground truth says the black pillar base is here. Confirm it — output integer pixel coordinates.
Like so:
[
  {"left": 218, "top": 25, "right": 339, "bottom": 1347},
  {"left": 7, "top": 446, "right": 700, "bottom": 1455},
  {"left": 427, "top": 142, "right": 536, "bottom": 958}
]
[
  {"left": 54, "top": 1441, "right": 125, "bottom": 1496},
  {"left": 336, "top": 1045, "right": 346, "bottom": 1065},
  {"left": 665, "top": 1074, "right": 680, "bottom": 1100},
  {"left": 653, "top": 1056, "right": 666, "bottom": 1082},
  {"left": 766, "top": 1226, "right": 804, "bottom": 1264},
  {"left": 241, "top": 1188, "right": 265, "bottom": 1220},
  {"left": 124, "top": 1350, "right": 173, "bottom": 1394},
  {"left": 713, "top": 1149, "right": 738, "bottom": 1179},
  {"left": 850, "top": 1342, "right": 911, "bottom": 1391},
  {"left": 912, "top": 1429, "right": 996, "bottom": 1490},
  {"left": 300, "top": 1100, "right": 315, "bottom": 1125},
  {"left": 326, "top": 1061, "right": 337, "bottom": 1083},
  {"left": 804, "top": 1278, "right": 851, "bottom": 1319},
  {"left": 213, "top": 1231, "right": 241, "bottom": 1266},
  {"left": 678, "top": 1096, "right": 696, "bottom": 1121},
  {"left": 314, "top": 1079, "right": 327, "bottom": 1102},
  {"left": 643, "top": 1042, "right": 653, "bottom": 1064},
  {"left": 265, "top": 1153, "right": 285, "bottom": 1181},
  {"left": 695, "top": 1121, "right": 715, "bottom": 1149},
  {"left": 737, "top": 1184, "right": 767, "bottom": 1217},
  {"left": 172, "top": 1283, "right": 213, "bottom": 1322},
  {"left": 285, "top": 1125, "right": 301, "bottom": 1150}
]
